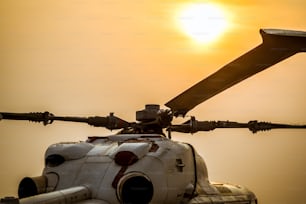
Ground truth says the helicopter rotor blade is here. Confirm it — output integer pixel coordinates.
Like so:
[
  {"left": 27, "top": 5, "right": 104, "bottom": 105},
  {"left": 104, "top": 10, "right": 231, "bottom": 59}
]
[
  {"left": 169, "top": 117, "right": 306, "bottom": 134},
  {"left": 166, "top": 29, "right": 306, "bottom": 117},
  {"left": 0, "top": 112, "right": 130, "bottom": 130}
]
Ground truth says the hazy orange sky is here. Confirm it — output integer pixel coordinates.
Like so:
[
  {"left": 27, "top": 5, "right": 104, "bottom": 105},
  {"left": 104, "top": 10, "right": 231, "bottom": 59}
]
[{"left": 0, "top": 0, "right": 305, "bottom": 203}]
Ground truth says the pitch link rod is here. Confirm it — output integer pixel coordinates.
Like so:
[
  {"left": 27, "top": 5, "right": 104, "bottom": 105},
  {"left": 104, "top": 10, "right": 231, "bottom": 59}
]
[
  {"left": 169, "top": 117, "right": 306, "bottom": 134},
  {"left": 0, "top": 112, "right": 130, "bottom": 130}
]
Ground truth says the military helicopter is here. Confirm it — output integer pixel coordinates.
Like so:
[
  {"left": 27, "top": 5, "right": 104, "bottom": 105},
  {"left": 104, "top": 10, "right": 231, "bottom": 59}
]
[{"left": 1, "top": 28, "right": 306, "bottom": 204}]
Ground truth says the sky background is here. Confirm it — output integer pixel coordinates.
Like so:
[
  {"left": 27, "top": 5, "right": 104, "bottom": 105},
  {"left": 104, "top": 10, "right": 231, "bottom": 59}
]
[{"left": 0, "top": 0, "right": 305, "bottom": 203}]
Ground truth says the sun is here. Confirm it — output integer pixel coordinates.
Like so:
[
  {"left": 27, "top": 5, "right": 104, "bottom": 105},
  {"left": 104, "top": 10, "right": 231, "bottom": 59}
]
[{"left": 177, "top": 3, "right": 228, "bottom": 44}]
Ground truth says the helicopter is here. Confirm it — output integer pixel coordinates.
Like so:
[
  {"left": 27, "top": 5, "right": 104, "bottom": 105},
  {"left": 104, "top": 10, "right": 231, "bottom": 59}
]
[{"left": 0, "top": 28, "right": 306, "bottom": 204}]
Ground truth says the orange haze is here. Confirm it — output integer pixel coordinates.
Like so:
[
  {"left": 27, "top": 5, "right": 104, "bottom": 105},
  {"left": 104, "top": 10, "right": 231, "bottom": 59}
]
[{"left": 0, "top": 1, "right": 306, "bottom": 203}]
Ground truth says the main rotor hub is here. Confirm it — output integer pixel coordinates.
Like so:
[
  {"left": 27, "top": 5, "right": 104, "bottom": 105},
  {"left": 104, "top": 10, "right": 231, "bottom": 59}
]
[{"left": 136, "top": 104, "right": 161, "bottom": 122}]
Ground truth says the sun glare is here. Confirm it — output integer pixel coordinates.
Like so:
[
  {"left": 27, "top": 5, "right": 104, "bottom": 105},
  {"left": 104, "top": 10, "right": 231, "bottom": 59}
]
[{"left": 178, "top": 3, "right": 228, "bottom": 44}]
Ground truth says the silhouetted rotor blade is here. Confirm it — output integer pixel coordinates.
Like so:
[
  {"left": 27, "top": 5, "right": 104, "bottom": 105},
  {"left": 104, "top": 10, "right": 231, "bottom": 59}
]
[
  {"left": 166, "top": 29, "right": 306, "bottom": 116},
  {"left": 1, "top": 112, "right": 130, "bottom": 130},
  {"left": 169, "top": 118, "right": 306, "bottom": 134},
  {"left": 1, "top": 112, "right": 55, "bottom": 125}
]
